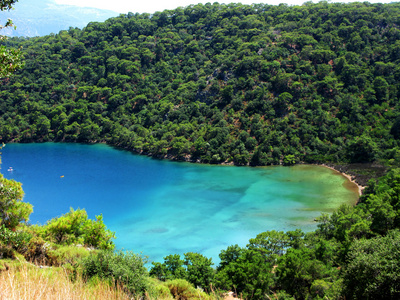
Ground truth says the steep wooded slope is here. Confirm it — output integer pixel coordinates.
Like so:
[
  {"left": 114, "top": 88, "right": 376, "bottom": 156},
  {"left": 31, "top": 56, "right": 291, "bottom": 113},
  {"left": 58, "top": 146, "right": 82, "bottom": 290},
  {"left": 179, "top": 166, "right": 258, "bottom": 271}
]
[{"left": 1, "top": 2, "right": 400, "bottom": 165}]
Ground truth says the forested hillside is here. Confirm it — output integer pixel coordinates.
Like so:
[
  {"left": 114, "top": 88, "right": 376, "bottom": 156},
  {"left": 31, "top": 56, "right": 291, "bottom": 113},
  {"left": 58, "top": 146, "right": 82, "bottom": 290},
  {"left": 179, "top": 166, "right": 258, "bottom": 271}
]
[{"left": 1, "top": 2, "right": 400, "bottom": 165}]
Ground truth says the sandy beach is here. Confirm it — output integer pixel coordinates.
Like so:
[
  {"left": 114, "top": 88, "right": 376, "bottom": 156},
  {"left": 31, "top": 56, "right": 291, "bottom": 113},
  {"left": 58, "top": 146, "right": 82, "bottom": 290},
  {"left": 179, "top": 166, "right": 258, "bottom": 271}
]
[{"left": 321, "top": 164, "right": 365, "bottom": 196}]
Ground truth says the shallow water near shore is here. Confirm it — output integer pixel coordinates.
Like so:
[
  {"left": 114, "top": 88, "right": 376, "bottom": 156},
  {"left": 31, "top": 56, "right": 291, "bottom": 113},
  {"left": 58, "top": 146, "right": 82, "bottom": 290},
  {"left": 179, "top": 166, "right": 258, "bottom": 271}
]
[{"left": 2, "top": 143, "right": 359, "bottom": 263}]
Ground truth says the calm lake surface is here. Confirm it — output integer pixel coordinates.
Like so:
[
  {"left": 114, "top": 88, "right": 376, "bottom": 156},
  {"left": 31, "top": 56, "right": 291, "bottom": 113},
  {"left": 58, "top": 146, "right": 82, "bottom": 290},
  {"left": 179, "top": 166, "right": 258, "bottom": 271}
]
[{"left": 2, "top": 143, "right": 359, "bottom": 263}]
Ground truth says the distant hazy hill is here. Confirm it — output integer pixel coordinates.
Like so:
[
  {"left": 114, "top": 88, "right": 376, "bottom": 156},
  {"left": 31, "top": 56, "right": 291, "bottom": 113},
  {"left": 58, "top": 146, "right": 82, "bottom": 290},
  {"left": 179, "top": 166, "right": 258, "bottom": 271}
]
[{"left": 0, "top": 0, "right": 117, "bottom": 37}]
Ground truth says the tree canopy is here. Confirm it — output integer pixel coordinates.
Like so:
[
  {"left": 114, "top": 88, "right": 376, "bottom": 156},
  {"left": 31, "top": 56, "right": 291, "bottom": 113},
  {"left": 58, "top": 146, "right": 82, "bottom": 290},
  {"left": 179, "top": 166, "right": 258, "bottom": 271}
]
[
  {"left": 0, "top": 0, "right": 23, "bottom": 78},
  {"left": 0, "top": 2, "right": 399, "bottom": 165}
]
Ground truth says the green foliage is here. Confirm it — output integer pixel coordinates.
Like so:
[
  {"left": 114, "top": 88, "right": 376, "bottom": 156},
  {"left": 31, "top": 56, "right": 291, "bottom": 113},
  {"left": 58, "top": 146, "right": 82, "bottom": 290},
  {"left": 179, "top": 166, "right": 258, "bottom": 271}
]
[
  {"left": 47, "top": 244, "right": 91, "bottom": 267},
  {"left": 164, "top": 279, "right": 212, "bottom": 300},
  {"left": 283, "top": 155, "right": 296, "bottom": 166},
  {"left": 276, "top": 247, "right": 337, "bottom": 300},
  {"left": 0, "top": 44, "right": 24, "bottom": 78},
  {"left": 0, "top": 0, "right": 17, "bottom": 11},
  {"left": 0, "top": 240, "right": 13, "bottom": 258},
  {"left": 391, "top": 117, "right": 400, "bottom": 139},
  {"left": 344, "top": 230, "right": 400, "bottom": 299},
  {"left": 316, "top": 204, "right": 372, "bottom": 243},
  {"left": 0, "top": 173, "right": 33, "bottom": 230},
  {"left": 23, "top": 235, "right": 51, "bottom": 264},
  {"left": 216, "top": 246, "right": 274, "bottom": 299},
  {"left": 248, "top": 230, "right": 291, "bottom": 262},
  {"left": 150, "top": 252, "right": 215, "bottom": 292},
  {"left": 149, "top": 261, "right": 168, "bottom": 281},
  {"left": 310, "top": 279, "right": 343, "bottom": 300},
  {"left": 80, "top": 250, "right": 149, "bottom": 297},
  {"left": 145, "top": 277, "right": 174, "bottom": 300},
  {"left": 150, "top": 254, "right": 186, "bottom": 281},
  {"left": 1, "top": 2, "right": 400, "bottom": 165},
  {"left": 345, "top": 135, "right": 379, "bottom": 163},
  {"left": 0, "top": 224, "right": 32, "bottom": 255},
  {"left": 0, "top": 0, "right": 24, "bottom": 78},
  {"left": 184, "top": 252, "right": 215, "bottom": 292},
  {"left": 43, "top": 208, "right": 115, "bottom": 250},
  {"left": 362, "top": 168, "right": 400, "bottom": 232}
]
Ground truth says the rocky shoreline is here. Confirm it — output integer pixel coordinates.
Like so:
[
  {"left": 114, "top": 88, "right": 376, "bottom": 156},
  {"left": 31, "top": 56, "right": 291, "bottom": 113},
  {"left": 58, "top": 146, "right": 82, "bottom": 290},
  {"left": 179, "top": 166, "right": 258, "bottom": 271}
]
[
  {"left": 321, "top": 164, "right": 364, "bottom": 196},
  {"left": 322, "top": 162, "right": 387, "bottom": 195}
]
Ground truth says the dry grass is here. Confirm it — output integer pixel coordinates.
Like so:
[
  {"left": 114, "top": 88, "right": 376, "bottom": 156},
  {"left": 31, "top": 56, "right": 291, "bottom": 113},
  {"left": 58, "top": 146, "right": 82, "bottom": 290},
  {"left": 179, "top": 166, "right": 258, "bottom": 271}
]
[
  {"left": 0, "top": 261, "right": 131, "bottom": 300},
  {"left": 0, "top": 259, "right": 224, "bottom": 300}
]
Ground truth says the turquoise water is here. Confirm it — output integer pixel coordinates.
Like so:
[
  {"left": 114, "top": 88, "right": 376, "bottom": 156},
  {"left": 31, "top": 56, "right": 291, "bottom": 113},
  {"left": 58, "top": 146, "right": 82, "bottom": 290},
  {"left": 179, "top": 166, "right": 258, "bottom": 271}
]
[{"left": 2, "top": 143, "right": 358, "bottom": 263}]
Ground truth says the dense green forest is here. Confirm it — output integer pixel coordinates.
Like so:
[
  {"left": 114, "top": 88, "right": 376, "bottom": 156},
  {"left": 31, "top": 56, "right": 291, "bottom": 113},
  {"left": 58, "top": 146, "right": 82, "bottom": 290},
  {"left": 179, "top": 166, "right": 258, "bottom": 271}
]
[
  {"left": 1, "top": 1, "right": 400, "bottom": 165},
  {"left": 2, "top": 1, "right": 400, "bottom": 299}
]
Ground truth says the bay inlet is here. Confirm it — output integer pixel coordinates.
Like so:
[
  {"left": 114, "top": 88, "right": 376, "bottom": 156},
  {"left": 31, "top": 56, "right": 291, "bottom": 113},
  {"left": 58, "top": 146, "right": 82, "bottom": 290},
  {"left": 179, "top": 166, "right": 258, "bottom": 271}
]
[{"left": 2, "top": 143, "right": 359, "bottom": 263}]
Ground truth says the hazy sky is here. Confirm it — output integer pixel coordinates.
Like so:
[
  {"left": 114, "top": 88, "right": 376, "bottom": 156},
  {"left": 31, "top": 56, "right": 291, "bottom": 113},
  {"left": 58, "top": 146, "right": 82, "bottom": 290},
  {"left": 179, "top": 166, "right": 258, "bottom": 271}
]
[{"left": 54, "top": 0, "right": 393, "bottom": 14}]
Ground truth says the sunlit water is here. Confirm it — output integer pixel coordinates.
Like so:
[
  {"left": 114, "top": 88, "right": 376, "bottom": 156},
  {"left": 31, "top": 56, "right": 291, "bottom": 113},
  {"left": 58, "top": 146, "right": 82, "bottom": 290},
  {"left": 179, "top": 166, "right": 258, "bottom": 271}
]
[{"left": 2, "top": 143, "right": 359, "bottom": 264}]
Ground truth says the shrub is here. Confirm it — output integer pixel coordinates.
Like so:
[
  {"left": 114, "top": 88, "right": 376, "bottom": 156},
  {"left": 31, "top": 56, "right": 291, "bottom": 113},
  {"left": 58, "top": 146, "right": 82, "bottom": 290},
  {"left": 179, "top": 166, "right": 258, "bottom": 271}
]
[
  {"left": 80, "top": 250, "right": 149, "bottom": 297},
  {"left": 164, "top": 279, "right": 212, "bottom": 300},
  {"left": 0, "top": 224, "right": 32, "bottom": 258},
  {"left": 0, "top": 240, "right": 14, "bottom": 259},
  {"left": 0, "top": 174, "right": 33, "bottom": 230},
  {"left": 47, "top": 244, "right": 91, "bottom": 267},
  {"left": 145, "top": 277, "right": 174, "bottom": 299},
  {"left": 23, "top": 236, "right": 51, "bottom": 264},
  {"left": 43, "top": 208, "right": 115, "bottom": 250}
]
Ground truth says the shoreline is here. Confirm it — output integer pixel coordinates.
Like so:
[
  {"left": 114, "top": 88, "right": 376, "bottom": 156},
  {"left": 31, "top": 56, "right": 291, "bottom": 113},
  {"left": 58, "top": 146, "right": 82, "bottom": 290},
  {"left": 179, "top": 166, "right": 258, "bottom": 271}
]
[
  {"left": 319, "top": 164, "right": 365, "bottom": 197},
  {"left": 4, "top": 141, "right": 383, "bottom": 197}
]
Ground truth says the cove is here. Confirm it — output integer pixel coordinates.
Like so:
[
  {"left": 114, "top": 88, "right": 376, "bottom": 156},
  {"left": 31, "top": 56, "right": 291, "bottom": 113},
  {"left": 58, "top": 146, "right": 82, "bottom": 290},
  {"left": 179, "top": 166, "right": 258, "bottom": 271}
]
[{"left": 2, "top": 142, "right": 359, "bottom": 263}]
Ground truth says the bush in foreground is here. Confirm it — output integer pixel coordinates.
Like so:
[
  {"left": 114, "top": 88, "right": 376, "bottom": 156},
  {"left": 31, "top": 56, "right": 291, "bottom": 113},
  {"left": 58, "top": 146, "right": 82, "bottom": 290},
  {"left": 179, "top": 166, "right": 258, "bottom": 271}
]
[
  {"left": 80, "top": 250, "right": 149, "bottom": 298},
  {"left": 43, "top": 208, "right": 115, "bottom": 250},
  {"left": 164, "top": 279, "right": 213, "bottom": 300}
]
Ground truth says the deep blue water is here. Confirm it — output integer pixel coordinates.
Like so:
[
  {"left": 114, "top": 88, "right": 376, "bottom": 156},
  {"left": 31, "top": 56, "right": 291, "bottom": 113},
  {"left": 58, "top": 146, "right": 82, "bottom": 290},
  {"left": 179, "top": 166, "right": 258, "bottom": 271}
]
[{"left": 2, "top": 143, "right": 358, "bottom": 264}]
